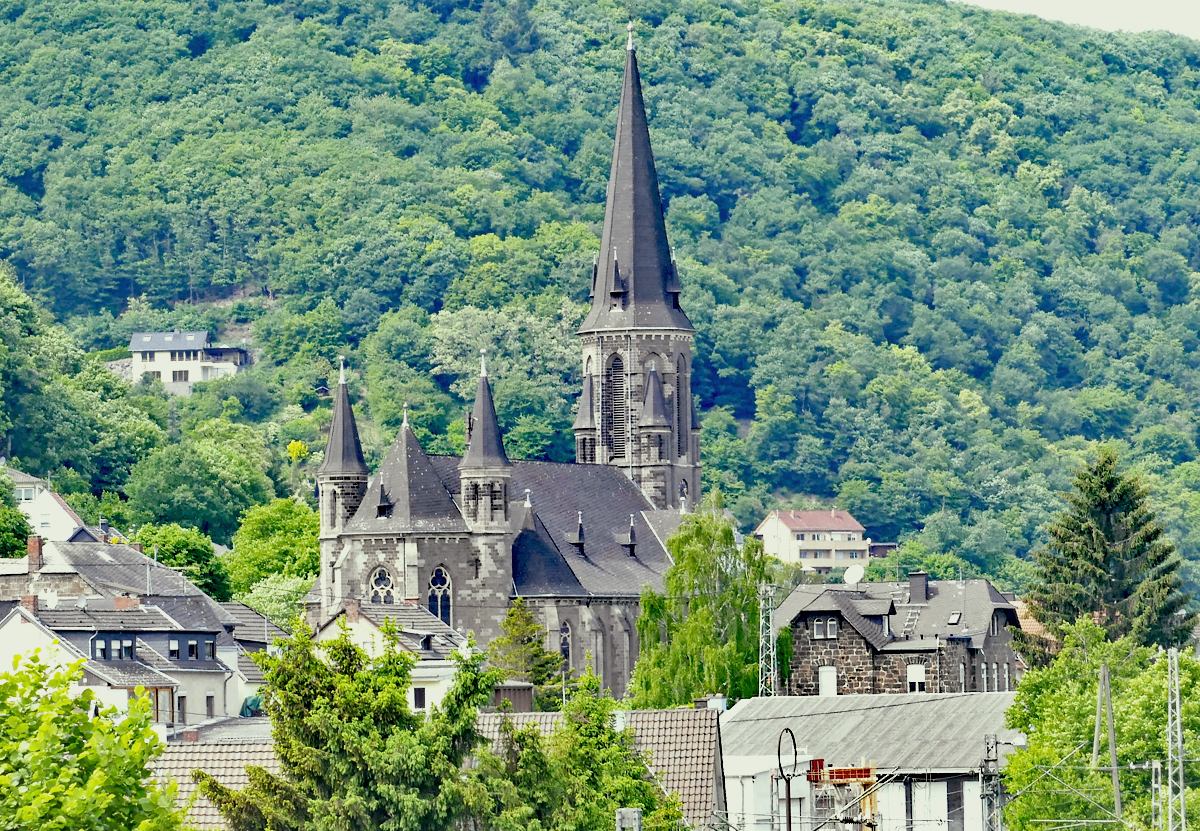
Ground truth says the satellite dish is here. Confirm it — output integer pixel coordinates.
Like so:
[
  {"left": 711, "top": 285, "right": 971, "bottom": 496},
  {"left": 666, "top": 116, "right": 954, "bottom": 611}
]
[{"left": 844, "top": 564, "right": 865, "bottom": 587}]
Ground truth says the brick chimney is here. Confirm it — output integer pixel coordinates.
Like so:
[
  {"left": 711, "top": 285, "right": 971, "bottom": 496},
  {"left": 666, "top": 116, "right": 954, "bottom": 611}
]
[
  {"left": 908, "top": 571, "right": 929, "bottom": 603},
  {"left": 130, "top": 542, "right": 143, "bottom": 553},
  {"left": 20, "top": 594, "right": 37, "bottom": 612},
  {"left": 345, "top": 598, "right": 360, "bottom": 624},
  {"left": 114, "top": 596, "right": 141, "bottom": 611},
  {"left": 27, "top": 536, "right": 42, "bottom": 574},
  {"left": 183, "top": 728, "right": 199, "bottom": 743}
]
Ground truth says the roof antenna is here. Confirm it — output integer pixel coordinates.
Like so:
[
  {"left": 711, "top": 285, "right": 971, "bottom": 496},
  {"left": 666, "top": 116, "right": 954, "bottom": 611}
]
[
  {"left": 339, "top": 354, "right": 346, "bottom": 385},
  {"left": 627, "top": 20, "right": 634, "bottom": 51}
]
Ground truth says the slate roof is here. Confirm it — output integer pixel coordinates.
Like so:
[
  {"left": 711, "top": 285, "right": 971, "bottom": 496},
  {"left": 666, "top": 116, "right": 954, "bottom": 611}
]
[
  {"left": 237, "top": 653, "right": 265, "bottom": 684},
  {"left": 219, "top": 602, "right": 287, "bottom": 644},
  {"left": 580, "top": 43, "right": 692, "bottom": 335},
  {"left": 476, "top": 708, "right": 723, "bottom": 828},
  {"left": 319, "top": 600, "right": 467, "bottom": 660},
  {"left": 347, "top": 423, "right": 468, "bottom": 534},
  {"left": 775, "top": 578, "right": 1018, "bottom": 650},
  {"left": 756, "top": 509, "right": 865, "bottom": 534},
  {"left": 461, "top": 365, "right": 510, "bottom": 469},
  {"left": 83, "top": 658, "right": 177, "bottom": 689},
  {"left": 35, "top": 606, "right": 183, "bottom": 632},
  {"left": 722, "top": 693, "right": 1022, "bottom": 774},
  {"left": 428, "top": 456, "right": 671, "bottom": 597},
  {"left": 156, "top": 742, "right": 280, "bottom": 830},
  {"left": 40, "top": 541, "right": 212, "bottom": 598},
  {"left": 317, "top": 374, "right": 369, "bottom": 477},
  {"left": 129, "top": 330, "right": 210, "bottom": 351}
]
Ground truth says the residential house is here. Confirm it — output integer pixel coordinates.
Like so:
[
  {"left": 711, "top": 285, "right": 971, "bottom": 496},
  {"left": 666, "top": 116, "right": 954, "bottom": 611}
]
[
  {"left": 18, "top": 489, "right": 124, "bottom": 542},
  {"left": 7, "top": 467, "right": 48, "bottom": 503},
  {"left": 128, "top": 330, "right": 250, "bottom": 394},
  {"left": 314, "top": 598, "right": 467, "bottom": 714},
  {"left": 156, "top": 735, "right": 279, "bottom": 830},
  {"left": 0, "top": 536, "right": 277, "bottom": 723},
  {"left": 721, "top": 693, "right": 1022, "bottom": 831},
  {"left": 754, "top": 510, "right": 882, "bottom": 572},
  {"left": 775, "top": 572, "right": 1021, "bottom": 696}
]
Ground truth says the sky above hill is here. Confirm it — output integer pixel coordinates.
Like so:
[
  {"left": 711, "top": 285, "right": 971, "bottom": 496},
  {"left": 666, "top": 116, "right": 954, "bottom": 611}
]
[{"left": 960, "top": 0, "right": 1200, "bottom": 40}]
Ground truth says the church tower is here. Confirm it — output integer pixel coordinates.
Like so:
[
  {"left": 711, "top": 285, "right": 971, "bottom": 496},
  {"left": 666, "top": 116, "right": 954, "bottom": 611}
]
[
  {"left": 460, "top": 351, "right": 512, "bottom": 532},
  {"left": 317, "top": 359, "right": 369, "bottom": 539},
  {"left": 575, "top": 25, "right": 700, "bottom": 510}
]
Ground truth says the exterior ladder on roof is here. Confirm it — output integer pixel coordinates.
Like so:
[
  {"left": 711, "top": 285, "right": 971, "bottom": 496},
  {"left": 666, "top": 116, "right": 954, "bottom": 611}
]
[{"left": 901, "top": 608, "right": 921, "bottom": 637}]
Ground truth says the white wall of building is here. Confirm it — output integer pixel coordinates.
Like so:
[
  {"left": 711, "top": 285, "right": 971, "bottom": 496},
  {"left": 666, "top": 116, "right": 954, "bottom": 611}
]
[
  {"left": 19, "top": 490, "right": 82, "bottom": 541},
  {"left": 0, "top": 611, "right": 128, "bottom": 713}
]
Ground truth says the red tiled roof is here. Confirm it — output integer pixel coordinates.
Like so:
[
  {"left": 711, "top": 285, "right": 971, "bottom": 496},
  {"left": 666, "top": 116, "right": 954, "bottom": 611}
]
[{"left": 758, "top": 509, "right": 865, "bottom": 533}]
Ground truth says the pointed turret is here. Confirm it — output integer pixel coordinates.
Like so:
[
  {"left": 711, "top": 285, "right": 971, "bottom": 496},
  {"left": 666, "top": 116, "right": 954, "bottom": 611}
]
[
  {"left": 318, "top": 359, "right": 368, "bottom": 477},
  {"left": 460, "top": 351, "right": 513, "bottom": 531},
  {"left": 461, "top": 351, "right": 511, "bottom": 470},
  {"left": 638, "top": 365, "right": 671, "bottom": 428},
  {"left": 579, "top": 25, "right": 693, "bottom": 335},
  {"left": 317, "top": 358, "right": 370, "bottom": 540}
]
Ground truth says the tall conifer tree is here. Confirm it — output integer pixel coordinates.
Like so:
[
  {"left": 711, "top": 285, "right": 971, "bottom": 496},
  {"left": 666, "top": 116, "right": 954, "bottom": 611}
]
[{"left": 1028, "top": 447, "right": 1195, "bottom": 649}]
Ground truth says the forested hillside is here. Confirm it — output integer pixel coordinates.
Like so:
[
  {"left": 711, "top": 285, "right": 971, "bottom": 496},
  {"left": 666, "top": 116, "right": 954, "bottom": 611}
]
[{"left": 3, "top": 0, "right": 1200, "bottom": 590}]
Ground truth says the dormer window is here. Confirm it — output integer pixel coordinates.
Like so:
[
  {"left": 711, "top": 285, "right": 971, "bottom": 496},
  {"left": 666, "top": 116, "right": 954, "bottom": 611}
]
[
  {"left": 948, "top": 612, "right": 962, "bottom": 626},
  {"left": 812, "top": 616, "right": 838, "bottom": 640}
]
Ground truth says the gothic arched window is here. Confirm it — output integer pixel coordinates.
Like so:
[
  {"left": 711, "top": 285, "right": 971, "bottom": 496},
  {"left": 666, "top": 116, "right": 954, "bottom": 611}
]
[
  {"left": 428, "top": 567, "right": 452, "bottom": 625},
  {"left": 559, "top": 621, "right": 572, "bottom": 670},
  {"left": 370, "top": 567, "right": 395, "bottom": 605}
]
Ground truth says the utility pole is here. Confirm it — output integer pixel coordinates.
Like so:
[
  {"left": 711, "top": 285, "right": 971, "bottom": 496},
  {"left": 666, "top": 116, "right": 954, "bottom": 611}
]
[
  {"left": 982, "top": 733, "right": 1004, "bottom": 831},
  {"left": 1089, "top": 664, "right": 1122, "bottom": 819},
  {"left": 1167, "top": 648, "right": 1186, "bottom": 831},
  {"left": 758, "top": 582, "right": 777, "bottom": 696}
]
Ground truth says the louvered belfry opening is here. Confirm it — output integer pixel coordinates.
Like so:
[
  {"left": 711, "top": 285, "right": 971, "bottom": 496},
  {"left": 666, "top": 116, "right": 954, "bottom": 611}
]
[
  {"left": 604, "top": 355, "right": 627, "bottom": 458},
  {"left": 675, "top": 356, "right": 686, "bottom": 458}
]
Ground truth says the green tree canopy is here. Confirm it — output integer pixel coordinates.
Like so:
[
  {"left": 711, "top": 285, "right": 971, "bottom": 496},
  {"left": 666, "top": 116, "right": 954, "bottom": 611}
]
[
  {"left": 132, "top": 523, "right": 232, "bottom": 602},
  {"left": 488, "top": 597, "right": 566, "bottom": 710},
  {"left": 196, "top": 623, "right": 502, "bottom": 831},
  {"left": 226, "top": 498, "right": 320, "bottom": 595},
  {"left": 630, "top": 492, "right": 773, "bottom": 708},
  {"left": 0, "top": 651, "right": 183, "bottom": 830},
  {"left": 1026, "top": 447, "right": 1195, "bottom": 650},
  {"left": 1003, "top": 619, "right": 1200, "bottom": 831}
]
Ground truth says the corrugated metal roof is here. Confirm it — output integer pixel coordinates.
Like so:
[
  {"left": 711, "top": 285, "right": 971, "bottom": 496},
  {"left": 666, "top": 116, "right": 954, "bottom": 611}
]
[{"left": 722, "top": 693, "right": 1022, "bottom": 773}]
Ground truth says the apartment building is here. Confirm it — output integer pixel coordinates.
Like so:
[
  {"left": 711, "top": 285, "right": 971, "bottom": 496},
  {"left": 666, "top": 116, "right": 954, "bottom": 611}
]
[{"left": 129, "top": 330, "right": 250, "bottom": 394}]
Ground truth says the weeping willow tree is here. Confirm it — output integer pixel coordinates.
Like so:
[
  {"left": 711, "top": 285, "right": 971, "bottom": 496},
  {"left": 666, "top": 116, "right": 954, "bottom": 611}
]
[{"left": 629, "top": 491, "right": 772, "bottom": 708}]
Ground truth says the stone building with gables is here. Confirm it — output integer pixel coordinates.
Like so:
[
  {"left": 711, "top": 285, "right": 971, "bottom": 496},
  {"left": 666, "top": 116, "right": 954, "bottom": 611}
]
[{"left": 309, "top": 33, "right": 700, "bottom": 697}]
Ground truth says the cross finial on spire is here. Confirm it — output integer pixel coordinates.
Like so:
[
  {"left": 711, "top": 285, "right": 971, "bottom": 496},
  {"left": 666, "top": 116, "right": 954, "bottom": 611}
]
[
  {"left": 338, "top": 355, "right": 346, "bottom": 385},
  {"left": 480, "top": 348, "right": 488, "bottom": 378},
  {"left": 402, "top": 402, "right": 409, "bottom": 428},
  {"left": 627, "top": 20, "right": 634, "bottom": 51}
]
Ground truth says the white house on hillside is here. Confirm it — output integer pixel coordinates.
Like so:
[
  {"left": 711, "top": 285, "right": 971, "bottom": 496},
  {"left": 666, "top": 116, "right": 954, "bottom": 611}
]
[
  {"left": 754, "top": 509, "right": 885, "bottom": 572},
  {"left": 129, "top": 330, "right": 250, "bottom": 394}
]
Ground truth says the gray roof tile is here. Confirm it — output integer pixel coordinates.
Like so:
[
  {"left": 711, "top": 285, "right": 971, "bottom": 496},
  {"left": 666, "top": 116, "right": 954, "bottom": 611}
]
[
  {"left": 128, "top": 330, "right": 210, "bottom": 351},
  {"left": 156, "top": 741, "right": 279, "bottom": 830}
]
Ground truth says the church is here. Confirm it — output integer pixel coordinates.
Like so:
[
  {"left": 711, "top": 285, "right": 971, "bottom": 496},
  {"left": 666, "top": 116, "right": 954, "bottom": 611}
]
[{"left": 310, "top": 30, "right": 700, "bottom": 697}]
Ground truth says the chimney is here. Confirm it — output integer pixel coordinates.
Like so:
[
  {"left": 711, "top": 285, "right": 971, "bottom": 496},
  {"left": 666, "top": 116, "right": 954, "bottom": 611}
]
[
  {"left": 27, "top": 536, "right": 42, "bottom": 574},
  {"left": 345, "top": 598, "right": 360, "bottom": 624},
  {"left": 114, "top": 596, "right": 141, "bottom": 611},
  {"left": 183, "top": 728, "right": 199, "bottom": 743},
  {"left": 909, "top": 571, "right": 929, "bottom": 603},
  {"left": 99, "top": 518, "right": 110, "bottom": 539},
  {"left": 20, "top": 594, "right": 37, "bottom": 612},
  {"left": 130, "top": 542, "right": 143, "bottom": 553}
]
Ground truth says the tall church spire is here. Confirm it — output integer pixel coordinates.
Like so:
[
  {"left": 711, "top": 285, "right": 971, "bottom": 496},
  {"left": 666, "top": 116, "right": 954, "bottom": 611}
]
[
  {"left": 579, "top": 28, "right": 693, "bottom": 335},
  {"left": 318, "top": 356, "right": 368, "bottom": 477}
]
